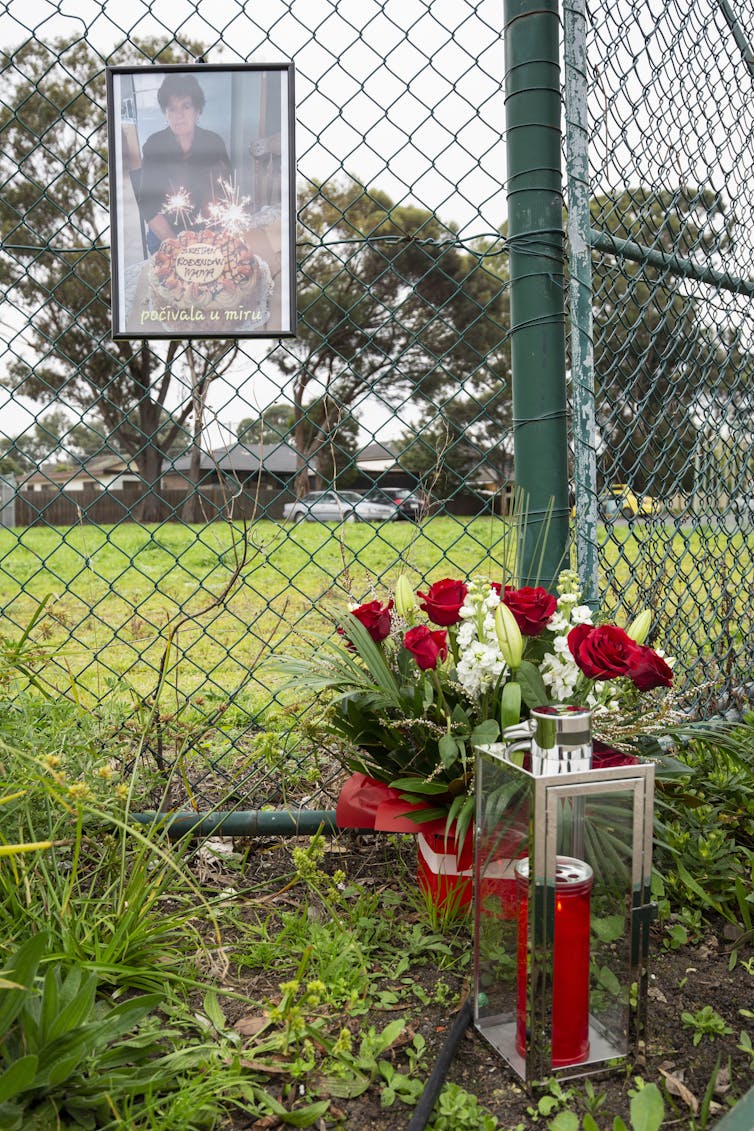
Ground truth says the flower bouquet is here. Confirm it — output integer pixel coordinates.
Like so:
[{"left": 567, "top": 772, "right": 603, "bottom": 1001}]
[{"left": 278, "top": 569, "right": 673, "bottom": 854}]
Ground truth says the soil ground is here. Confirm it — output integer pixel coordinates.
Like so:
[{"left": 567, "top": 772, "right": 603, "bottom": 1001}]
[{"left": 204, "top": 831, "right": 754, "bottom": 1130}]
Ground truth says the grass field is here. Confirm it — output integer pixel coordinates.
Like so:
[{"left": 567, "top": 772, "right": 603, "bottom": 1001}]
[
  {"left": 0, "top": 515, "right": 751, "bottom": 717},
  {"left": 0, "top": 517, "right": 519, "bottom": 709}
]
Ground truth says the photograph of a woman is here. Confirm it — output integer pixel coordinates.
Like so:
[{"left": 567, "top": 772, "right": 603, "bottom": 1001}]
[
  {"left": 139, "top": 73, "right": 231, "bottom": 250},
  {"left": 107, "top": 63, "right": 295, "bottom": 340}
]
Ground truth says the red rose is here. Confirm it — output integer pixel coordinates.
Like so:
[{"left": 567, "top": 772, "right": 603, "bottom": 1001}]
[
  {"left": 627, "top": 645, "right": 673, "bottom": 691},
  {"left": 567, "top": 623, "right": 640, "bottom": 680},
  {"left": 339, "top": 599, "right": 393, "bottom": 645},
  {"left": 490, "top": 582, "right": 502, "bottom": 596},
  {"left": 417, "top": 579, "right": 468, "bottom": 626},
  {"left": 502, "top": 585, "right": 557, "bottom": 636},
  {"left": 403, "top": 625, "right": 448, "bottom": 670}
]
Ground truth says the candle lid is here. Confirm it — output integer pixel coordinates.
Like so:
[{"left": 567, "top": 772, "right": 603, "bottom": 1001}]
[{"left": 515, "top": 855, "right": 593, "bottom": 888}]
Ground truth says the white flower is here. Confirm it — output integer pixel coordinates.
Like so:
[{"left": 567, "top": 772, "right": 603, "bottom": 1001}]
[
  {"left": 558, "top": 591, "right": 579, "bottom": 606},
  {"left": 454, "top": 578, "right": 508, "bottom": 699},
  {"left": 540, "top": 644, "right": 581, "bottom": 700},
  {"left": 570, "top": 604, "right": 594, "bottom": 625},
  {"left": 547, "top": 610, "right": 570, "bottom": 634}
]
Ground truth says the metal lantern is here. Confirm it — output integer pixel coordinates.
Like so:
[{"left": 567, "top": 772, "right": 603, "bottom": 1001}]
[{"left": 473, "top": 705, "right": 656, "bottom": 1085}]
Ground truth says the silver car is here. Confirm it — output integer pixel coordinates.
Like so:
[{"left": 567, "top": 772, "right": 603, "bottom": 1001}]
[{"left": 283, "top": 490, "right": 398, "bottom": 523}]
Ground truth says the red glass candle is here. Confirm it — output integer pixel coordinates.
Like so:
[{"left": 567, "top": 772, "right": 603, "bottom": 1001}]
[{"left": 515, "top": 856, "right": 592, "bottom": 1066}]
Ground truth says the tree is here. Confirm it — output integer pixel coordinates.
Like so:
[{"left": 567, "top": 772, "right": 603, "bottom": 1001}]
[
  {"left": 0, "top": 410, "right": 108, "bottom": 476},
  {"left": 389, "top": 226, "right": 512, "bottom": 497},
  {"left": 237, "top": 404, "right": 295, "bottom": 445},
  {"left": 397, "top": 382, "right": 512, "bottom": 498},
  {"left": 590, "top": 185, "right": 735, "bottom": 494},
  {"left": 0, "top": 37, "right": 239, "bottom": 520},
  {"left": 276, "top": 175, "right": 509, "bottom": 494}
]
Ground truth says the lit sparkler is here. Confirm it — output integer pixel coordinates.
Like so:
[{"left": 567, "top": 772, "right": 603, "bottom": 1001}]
[
  {"left": 162, "top": 187, "right": 194, "bottom": 227},
  {"left": 205, "top": 177, "right": 253, "bottom": 235}
]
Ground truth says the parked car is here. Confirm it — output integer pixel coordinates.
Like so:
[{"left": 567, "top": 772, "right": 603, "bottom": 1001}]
[
  {"left": 365, "top": 487, "right": 433, "bottom": 521},
  {"left": 571, "top": 488, "right": 660, "bottom": 521},
  {"left": 282, "top": 490, "right": 398, "bottom": 523},
  {"left": 605, "top": 484, "right": 662, "bottom": 519}
]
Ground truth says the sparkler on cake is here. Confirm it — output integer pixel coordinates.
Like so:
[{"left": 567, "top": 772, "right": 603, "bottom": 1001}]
[{"left": 146, "top": 179, "right": 272, "bottom": 331}]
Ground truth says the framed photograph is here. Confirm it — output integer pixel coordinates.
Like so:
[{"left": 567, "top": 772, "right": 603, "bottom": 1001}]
[{"left": 106, "top": 62, "right": 296, "bottom": 340}]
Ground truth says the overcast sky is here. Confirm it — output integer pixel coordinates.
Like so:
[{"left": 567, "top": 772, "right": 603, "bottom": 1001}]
[
  {"left": 2, "top": 0, "right": 752, "bottom": 450},
  {"left": 0, "top": 0, "right": 509, "bottom": 444}
]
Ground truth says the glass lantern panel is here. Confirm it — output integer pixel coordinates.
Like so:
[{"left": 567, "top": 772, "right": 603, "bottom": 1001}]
[
  {"left": 474, "top": 749, "right": 653, "bottom": 1082},
  {"left": 544, "top": 780, "right": 647, "bottom": 1069}
]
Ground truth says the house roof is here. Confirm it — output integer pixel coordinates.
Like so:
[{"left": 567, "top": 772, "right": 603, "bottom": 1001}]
[
  {"left": 20, "top": 452, "right": 137, "bottom": 487},
  {"left": 166, "top": 441, "right": 300, "bottom": 476},
  {"left": 355, "top": 440, "right": 400, "bottom": 471}
]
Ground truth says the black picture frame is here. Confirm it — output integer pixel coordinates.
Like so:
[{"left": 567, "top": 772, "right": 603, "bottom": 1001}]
[{"left": 106, "top": 62, "right": 296, "bottom": 340}]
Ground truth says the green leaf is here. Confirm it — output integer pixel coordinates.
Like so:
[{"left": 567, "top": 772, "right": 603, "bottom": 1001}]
[
  {"left": 389, "top": 778, "right": 449, "bottom": 795},
  {"left": 516, "top": 660, "right": 549, "bottom": 709},
  {"left": 676, "top": 861, "right": 722, "bottom": 914},
  {"left": 316, "top": 1071, "right": 371, "bottom": 1098},
  {"left": 592, "top": 915, "right": 625, "bottom": 943},
  {"left": 0, "top": 1055, "right": 38, "bottom": 1103},
  {"left": 469, "top": 719, "right": 500, "bottom": 746},
  {"left": 438, "top": 734, "right": 459, "bottom": 767},
  {"left": 42, "top": 1048, "right": 89, "bottom": 1089},
  {"left": 629, "top": 1083, "right": 664, "bottom": 1131},
  {"left": 597, "top": 966, "right": 622, "bottom": 996},
  {"left": 451, "top": 703, "right": 470, "bottom": 726},
  {"left": 368, "top": 1018, "right": 405, "bottom": 1054},
  {"left": 548, "top": 1114, "right": 580, "bottom": 1131},
  {"left": 39, "top": 966, "right": 59, "bottom": 1047},
  {"left": 0, "top": 1100, "right": 22, "bottom": 1130},
  {"left": 47, "top": 970, "right": 97, "bottom": 1042},
  {"left": 202, "top": 990, "right": 226, "bottom": 1033},
  {"left": 500, "top": 681, "right": 522, "bottom": 729},
  {"left": 279, "top": 1100, "right": 331, "bottom": 1126},
  {"left": 0, "top": 934, "right": 47, "bottom": 1037}
]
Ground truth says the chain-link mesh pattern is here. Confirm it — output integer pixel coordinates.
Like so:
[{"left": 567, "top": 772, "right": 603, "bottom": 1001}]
[
  {"left": 0, "top": 1, "right": 513, "bottom": 808},
  {"left": 577, "top": 0, "right": 754, "bottom": 716},
  {"left": 0, "top": 0, "right": 750, "bottom": 812}
]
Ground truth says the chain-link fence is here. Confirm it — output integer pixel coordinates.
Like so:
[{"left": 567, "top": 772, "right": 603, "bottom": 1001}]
[
  {"left": 0, "top": 0, "right": 751, "bottom": 812},
  {"left": 571, "top": 0, "right": 754, "bottom": 718}
]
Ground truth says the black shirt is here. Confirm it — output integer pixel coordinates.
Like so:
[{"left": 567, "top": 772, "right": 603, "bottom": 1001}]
[{"left": 139, "top": 124, "right": 231, "bottom": 230}]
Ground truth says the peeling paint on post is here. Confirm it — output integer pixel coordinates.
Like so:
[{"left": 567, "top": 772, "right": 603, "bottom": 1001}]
[{"left": 564, "top": 0, "right": 599, "bottom": 605}]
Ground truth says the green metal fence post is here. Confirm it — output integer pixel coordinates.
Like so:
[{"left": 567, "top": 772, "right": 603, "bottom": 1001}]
[
  {"left": 504, "top": 0, "right": 570, "bottom": 587},
  {"left": 564, "top": 0, "right": 599, "bottom": 606}
]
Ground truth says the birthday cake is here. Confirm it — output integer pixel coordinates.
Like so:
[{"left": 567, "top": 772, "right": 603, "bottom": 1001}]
[{"left": 149, "top": 228, "right": 264, "bottom": 331}]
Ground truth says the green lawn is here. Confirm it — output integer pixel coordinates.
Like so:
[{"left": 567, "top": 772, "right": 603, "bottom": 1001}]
[
  {"left": 0, "top": 517, "right": 518, "bottom": 706},
  {"left": 0, "top": 515, "right": 750, "bottom": 713}
]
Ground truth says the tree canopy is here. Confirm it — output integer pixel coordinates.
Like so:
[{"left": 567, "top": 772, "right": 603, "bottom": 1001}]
[
  {"left": 0, "top": 37, "right": 238, "bottom": 518},
  {"left": 275, "top": 175, "right": 510, "bottom": 492},
  {"left": 590, "top": 185, "right": 739, "bottom": 494}
]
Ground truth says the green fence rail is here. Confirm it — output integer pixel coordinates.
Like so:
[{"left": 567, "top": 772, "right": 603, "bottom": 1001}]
[{"left": 0, "top": 0, "right": 752, "bottom": 811}]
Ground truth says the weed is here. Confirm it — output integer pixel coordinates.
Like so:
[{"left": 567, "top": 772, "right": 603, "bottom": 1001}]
[
  {"left": 582, "top": 1078, "right": 607, "bottom": 1119},
  {"left": 0, "top": 932, "right": 166, "bottom": 1128},
  {"left": 737, "top": 1030, "right": 754, "bottom": 1063},
  {"left": 378, "top": 1061, "right": 424, "bottom": 1108},
  {"left": 681, "top": 1005, "right": 734, "bottom": 1045},
  {"left": 528, "top": 1078, "right": 576, "bottom": 1121},
  {"left": 428, "top": 1081, "right": 499, "bottom": 1130}
]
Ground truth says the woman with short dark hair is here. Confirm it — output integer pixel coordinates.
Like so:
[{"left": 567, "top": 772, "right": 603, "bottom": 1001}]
[{"left": 139, "top": 74, "right": 230, "bottom": 249}]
